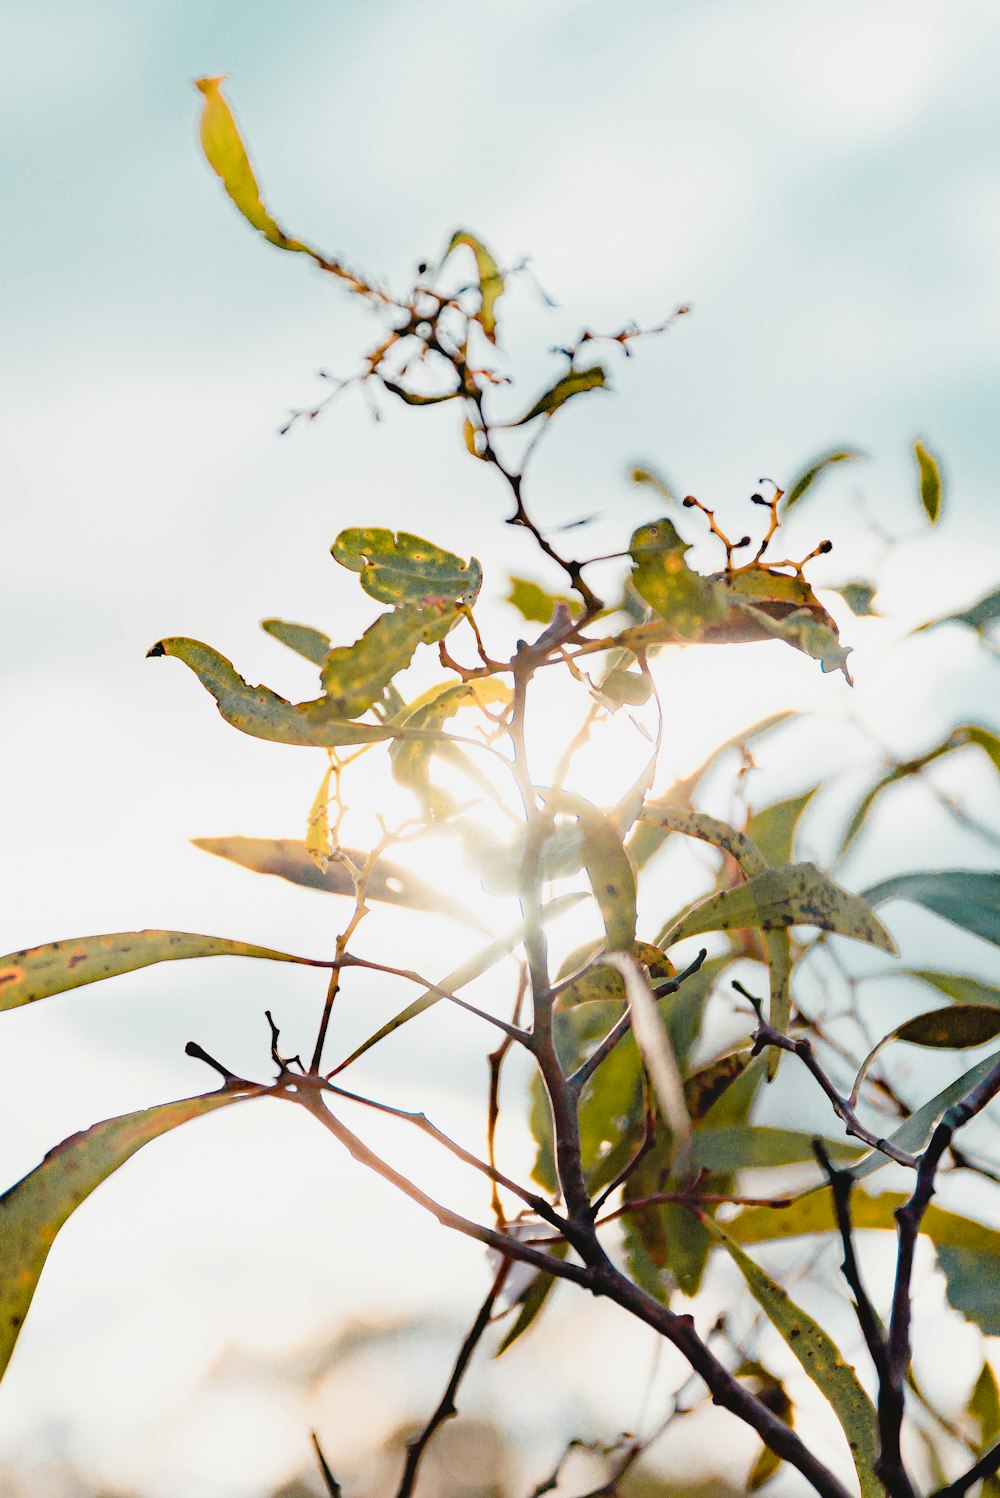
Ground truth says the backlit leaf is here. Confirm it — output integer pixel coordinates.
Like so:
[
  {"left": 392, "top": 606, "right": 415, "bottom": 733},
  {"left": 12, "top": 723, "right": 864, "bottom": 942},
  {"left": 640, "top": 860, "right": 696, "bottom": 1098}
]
[
  {"left": 903, "top": 969, "right": 1000, "bottom": 1009},
  {"left": 938, "top": 1247, "right": 1000, "bottom": 1334},
  {"left": 782, "top": 449, "right": 864, "bottom": 512},
  {"left": 330, "top": 528, "right": 483, "bottom": 607},
  {"left": 390, "top": 679, "right": 510, "bottom": 820},
  {"left": 191, "top": 836, "right": 492, "bottom": 932},
  {"left": 862, "top": 869, "right": 1000, "bottom": 947},
  {"left": 195, "top": 77, "right": 317, "bottom": 257},
  {"left": 630, "top": 463, "right": 681, "bottom": 508},
  {"left": 148, "top": 638, "right": 396, "bottom": 748},
  {"left": 261, "top": 618, "right": 330, "bottom": 666},
  {"left": 629, "top": 520, "right": 726, "bottom": 639},
  {"left": 333, "top": 893, "right": 584, "bottom": 1072},
  {"left": 495, "top": 1242, "right": 568, "bottom": 1356},
  {"left": 0, "top": 1087, "right": 263, "bottom": 1379},
  {"left": 836, "top": 582, "right": 880, "bottom": 617},
  {"left": 304, "top": 762, "right": 335, "bottom": 871},
  {"left": 0, "top": 931, "right": 325, "bottom": 1011},
  {"left": 916, "top": 586, "right": 1000, "bottom": 636},
  {"left": 509, "top": 365, "right": 608, "bottom": 425},
  {"left": 747, "top": 788, "right": 819, "bottom": 868},
  {"left": 914, "top": 439, "right": 943, "bottom": 523},
  {"left": 637, "top": 803, "right": 767, "bottom": 877},
  {"left": 663, "top": 862, "right": 896, "bottom": 954},
  {"left": 703, "top": 1217, "right": 881, "bottom": 1498},
  {"left": 506, "top": 576, "right": 579, "bottom": 625},
  {"left": 446, "top": 230, "right": 504, "bottom": 341},
  {"left": 603, "top": 953, "right": 692, "bottom": 1181},
  {"left": 556, "top": 940, "right": 673, "bottom": 1008},
  {"left": 319, "top": 603, "right": 461, "bottom": 719},
  {"left": 840, "top": 727, "right": 1000, "bottom": 856},
  {"left": 546, "top": 792, "right": 637, "bottom": 952}
]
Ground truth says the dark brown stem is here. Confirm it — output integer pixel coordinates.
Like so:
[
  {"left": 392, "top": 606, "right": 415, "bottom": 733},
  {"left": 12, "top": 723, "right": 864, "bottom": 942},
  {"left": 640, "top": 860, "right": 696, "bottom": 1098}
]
[
  {"left": 394, "top": 1261, "right": 512, "bottom": 1498},
  {"left": 310, "top": 1431, "right": 343, "bottom": 1498},
  {"left": 569, "top": 949, "right": 708, "bottom": 1094},
  {"left": 930, "top": 1439, "right": 1000, "bottom": 1498}
]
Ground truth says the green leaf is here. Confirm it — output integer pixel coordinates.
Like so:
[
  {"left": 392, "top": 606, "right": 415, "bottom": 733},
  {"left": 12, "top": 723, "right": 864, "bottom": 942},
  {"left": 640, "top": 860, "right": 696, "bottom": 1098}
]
[
  {"left": 664, "top": 862, "right": 897, "bottom": 954},
  {"left": 902, "top": 969, "right": 1000, "bottom": 1009},
  {"left": 961, "top": 724, "right": 1000, "bottom": 773},
  {"left": 850, "top": 1048, "right": 1000, "bottom": 1182},
  {"left": 682, "top": 1047, "right": 754, "bottom": 1122},
  {"left": 556, "top": 940, "right": 674, "bottom": 1008},
  {"left": 0, "top": 930, "right": 325, "bottom": 1011},
  {"left": 446, "top": 230, "right": 504, "bottom": 341},
  {"left": 495, "top": 1243, "right": 568, "bottom": 1356},
  {"left": 629, "top": 463, "right": 681, "bottom": 508},
  {"left": 840, "top": 727, "right": 1000, "bottom": 856},
  {"left": 852, "top": 1006, "right": 1000, "bottom": 1101},
  {"left": 914, "top": 439, "right": 943, "bottom": 523},
  {"left": 729, "top": 1187, "right": 1000, "bottom": 1256},
  {"left": 862, "top": 870, "right": 1000, "bottom": 947},
  {"left": 330, "top": 528, "right": 483, "bottom": 607},
  {"left": 191, "top": 836, "right": 492, "bottom": 932},
  {"left": 319, "top": 604, "right": 461, "bottom": 719},
  {"left": 747, "top": 788, "right": 819, "bottom": 868},
  {"left": 505, "top": 576, "right": 579, "bottom": 625},
  {"left": 938, "top": 1246, "right": 1000, "bottom": 1334},
  {"left": 545, "top": 792, "right": 637, "bottom": 952},
  {"left": 917, "top": 585, "right": 1000, "bottom": 636},
  {"left": 836, "top": 582, "right": 880, "bottom": 618},
  {"left": 969, "top": 1362, "right": 1000, "bottom": 1487},
  {"left": 637, "top": 803, "right": 767, "bottom": 878},
  {"left": 148, "top": 638, "right": 396, "bottom": 748},
  {"left": 629, "top": 520, "right": 726, "bottom": 639},
  {"left": 260, "top": 618, "right": 331, "bottom": 666},
  {"left": 782, "top": 449, "right": 864, "bottom": 512},
  {"left": 703, "top": 1217, "right": 881, "bottom": 1498},
  {"left": 692, "top": 1126, "right": 862, "bottom": 1173},
  {"left": 509, "top": 366, "right": 609, "bottom": 425},
  {"left": 0, "top": 1087, "right": 263, "bottom": 1380},
  {"left": 390, "top": 679, "right": 510, "bottom": 821},
  {"left": 195, "top": 77, "right": 319, "bottom": 258},
  {"left": 332, "top": 893, "right": 584, "bottom": 1072},
  {"left": 739, "top": 602, "right": 853, "bottom": 680}
]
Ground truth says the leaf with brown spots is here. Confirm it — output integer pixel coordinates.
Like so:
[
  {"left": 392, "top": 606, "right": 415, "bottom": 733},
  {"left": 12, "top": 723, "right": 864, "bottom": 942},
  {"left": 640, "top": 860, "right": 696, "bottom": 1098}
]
[
  {"left": 545, "top": 791, "right": 637, "bottom": 953},
  {"left": 663, "top": 862, "right": 896, "bottom": 954},
  {"left": 0, "top": 1088, "right": 264, "bottom": 1382},
  {"left": 0, "top": 931, "right": 327, "bottom": 1011}
]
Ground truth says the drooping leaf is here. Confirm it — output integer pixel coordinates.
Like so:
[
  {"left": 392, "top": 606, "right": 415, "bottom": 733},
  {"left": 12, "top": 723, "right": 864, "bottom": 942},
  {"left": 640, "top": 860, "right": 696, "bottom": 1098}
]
[
  {"left": 629, "top": 520, "right": 726, "bottom": 639},
  {"left": 836, "top": 582, "right": 880, "bottom": 618},
  {"left": 191, "top": 836, "right": 492, "bottom": 932},
  {"left": 630, "top": 463, "right": 681, "bottom": 508},
  {"left": 782, "top": 449, "right": 864, "bottom": 512},
  {"left": 916, "top": 586, "right": 1000, "bottom": 636},
  {"left": 195, "top": 77, "right": 319, "bottom": 258},
  {"left": 0, "top": 1087, "right": 263, "bottom": 1379},
  {"left": 703, "top": 1217, "right": 881, "bottom": 1498},
  {"left": 148, "top": 638, "right": 396, "bottom": 748},
  {"left": 968, "top": 1361, "right": 1000, "bottom": 1492},
  {"left": 330, "top": 528, "right": 483, "bottom": 607},
  {"left": 914, "top": 439, "right": 943, "bottom": 523},
  {"left": 380, "top": 380, "right": 460, "bottom": 407},
  {"left": 850, "top": 1049, "right": 1000, "bottom": 1182},
  {"left": 261, "top": 618, "right": 331, "bottom": 666},
  {"left": 332, "top": 893, "right": 584, "bottom": 1072},
  {"left": 0, "top": 931, "right": 326, "bottom": 1011},
  {"left": 509, "top": 366, "right": 609, "bottom": 426},
  {"left": 390, "top": 679, "right": 511, "bottom": 820},
  {"left": 840, "top": 727, "right": 1000, "bottom": 856},
  {"left": 862, "top": 870, "right": 1000, "bottom": 948},
  {"left": 304, "top": 761, "right": 335, "bottom": 871},
  {"left": 738, "top": 602, "right": 853, "bottom": 680},
  {"left": 637, "top": 803, "right": 767, "bottom": 878},
  {"left": 545, "top": 792, "right": 637, "bottom": 952},
  {"left": 740, "top": 1364, "right": 794, "bottom": 1493},
  {"left": 747, "top": 788, "right": 819, "bottom": 868},
  {"left": 446, "top": 230, "right": 504, "bottom": 341},
  {"left": 319, "top": 603, "right": 461, "bottom": 719},
  {"left": 494, "top": 1242, "right": 568, "bottom": 1356},
  {"left": 902, "top": 969, "right": 1000, "bottom": 1009},
  {"left": 556, "top": 940, "right": 673, "bottom": 1008},
  {"left": 603, "top": 953, "right": 692, "bottom": 1181},
  {"left": 505, "top": 576, "right": 579, "bottom": 625},
  {"left": 663, "top": 862, "right": 896, "bottom": 954},
  {"left": 852, "top": 1006, "right": 1000, "bottom": 1102},
  {"left": 728, "top": 1188, "right": 1000, "bottom": 1257}
]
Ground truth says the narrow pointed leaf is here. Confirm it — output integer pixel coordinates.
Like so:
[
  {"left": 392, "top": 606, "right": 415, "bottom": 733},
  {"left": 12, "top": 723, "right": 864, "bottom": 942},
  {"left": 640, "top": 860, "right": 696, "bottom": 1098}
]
[
  {"left": 546, "top": 792, "right": 637, "bottom": 952},
  {"left": 850, "top": 1048, "right": 1000, "bottom": 1181},
  {"left": 692, "top": 1126, "right": 862, "bottom": 1173},
  {"left": 703, "top": 1217, "right": 881, "bottom": 1498},
  {"left": 330, "top": 528, "right": 482, "bottom": 606},
  {"left": 605, "top": 953, "right": 693, "bottom": 1180},
  {"left": 495, "top": 1242, "right": 568, "bottom": 1356},
  {"left": 332, "top": 894, "right": 584, "bottom": 1071},
  {"left": 0, "top": 931, "right": 326, "bottom": 1011},
  {"left": 509, "top": 365, "right": 608, "bottom": 426},
  {"left": 318, "top": 603, "right": 461, "bottom": 719},
  {"left": 916, "top": 586, "right": 1000, "bottom": 635},
  {"left": 782, "top": 449, "right": 863, "bottom": 512},
  {"left": 261, "top": 619, "right": 331, "bottom": 666},
  {"left": 195, "top": 78, "right": 326, "bottom": 263},
  {"left": 902, "top": 969, "right": 1000, "bottom": 1009},
  {"left": 728, "top": 1189, "right": 1000, "bottom": 1254},
  {"left": 914, "top": 439, "right": 943, "bottom": 522},
  {"left": 638, "top": 804, "right": 767, "bottom": 877},
  {"left": 852, "top": 1006, "right": 1000, "bottom": 1103},
  {"left": 664, "top": 862, "right": 896, "bottom": 953},
  {"left": 148, "top": 638, "right": 395, "bottom": 747},
  {"left": 747, "top": 788, "right": 819, "bottom": 868},
  {"left": 862, "top": 870, "right": 1000, "bottom": 947},
  {"left": 447, "top": 230, "right": 504, "bottom": 341},
  {"left": 191, "top": 836, "right": 492, "bottom": 932},
  {"left": 0, "top": 1087, "right": 263, "bottom": 1379}
]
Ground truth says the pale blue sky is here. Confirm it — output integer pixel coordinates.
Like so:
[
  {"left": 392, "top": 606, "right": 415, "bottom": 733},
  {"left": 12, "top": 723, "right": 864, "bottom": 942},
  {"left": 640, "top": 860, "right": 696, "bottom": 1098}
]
[{"left": 2, "top": 4, "right": 1000, "bottom": 1493}]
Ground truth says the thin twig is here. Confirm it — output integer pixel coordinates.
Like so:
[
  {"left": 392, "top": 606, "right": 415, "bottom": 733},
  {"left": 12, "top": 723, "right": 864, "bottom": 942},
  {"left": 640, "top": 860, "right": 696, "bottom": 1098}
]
[
  {"left": 310, "top": 1431, "right": 343, "bottom": 1498},
  {"left": 394, "top": 1261, "right": 512, "bottom": 1498},
  {"left": 569, "top": 950, "right": 708, "bottom": 1094}
]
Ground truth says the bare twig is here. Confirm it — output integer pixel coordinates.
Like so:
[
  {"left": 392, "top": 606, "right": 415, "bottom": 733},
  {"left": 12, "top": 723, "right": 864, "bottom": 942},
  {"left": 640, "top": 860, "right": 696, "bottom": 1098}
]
[
  {"left": 310, "top": 1430, "right": 343, "bottom": 1498},
  {"left": 569, "top": 950, "right": 708, "bottom": 1094}
]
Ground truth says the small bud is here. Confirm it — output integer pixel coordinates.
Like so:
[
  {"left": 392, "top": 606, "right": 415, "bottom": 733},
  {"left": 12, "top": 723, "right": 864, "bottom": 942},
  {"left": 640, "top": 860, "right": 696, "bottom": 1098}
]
[
  {"left": 819, "top": 539, "right": 833, "bottom": 554},
  {"left": 735, "top": 535, "right": 752, "bottom": 548},
  {"left": 682, "top": 495, "right": 696, "bottom": 507},
  {"left": 749, "top": 493, "right": 767, "bottom": 506},
  {"left": 417, "top": 261, "right": 428, "bottom": 275}
]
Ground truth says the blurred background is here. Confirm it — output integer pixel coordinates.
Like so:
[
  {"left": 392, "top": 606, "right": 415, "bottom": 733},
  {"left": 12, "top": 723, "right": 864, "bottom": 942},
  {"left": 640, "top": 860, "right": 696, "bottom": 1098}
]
[{"left": 2, "top": 1, "right": 1000, "bottom": 1493}]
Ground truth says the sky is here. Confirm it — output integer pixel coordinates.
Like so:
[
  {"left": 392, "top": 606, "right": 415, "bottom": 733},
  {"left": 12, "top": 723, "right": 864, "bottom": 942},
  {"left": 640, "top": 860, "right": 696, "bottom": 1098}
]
[{"left": 2, "top": 2, "right": 1000, "bottom": 1494}]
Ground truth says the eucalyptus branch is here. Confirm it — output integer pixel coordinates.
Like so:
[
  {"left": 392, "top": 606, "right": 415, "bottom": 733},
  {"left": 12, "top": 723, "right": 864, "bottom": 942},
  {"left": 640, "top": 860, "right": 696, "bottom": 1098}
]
[
  {"left": 394, "top": 1260, "right": 512, "bottom": 1498},
  {"left": 569, "top": 949, "right": 708, "bottom": 1094},
  {"left": 930, "top": 1439, "right": 1000, "bottom": 1498}
]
